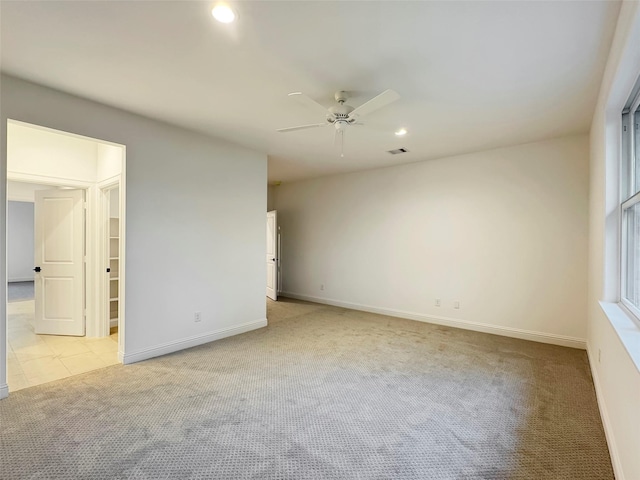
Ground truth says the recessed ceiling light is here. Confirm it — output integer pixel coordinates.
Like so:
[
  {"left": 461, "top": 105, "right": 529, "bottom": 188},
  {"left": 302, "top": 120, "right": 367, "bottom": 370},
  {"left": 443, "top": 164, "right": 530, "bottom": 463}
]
[
  {"left": 395, "top": 128, "right": 407, "bottom": 136},
  {"left": 212, "top": 4, "right": 236, "bottom": 23}
]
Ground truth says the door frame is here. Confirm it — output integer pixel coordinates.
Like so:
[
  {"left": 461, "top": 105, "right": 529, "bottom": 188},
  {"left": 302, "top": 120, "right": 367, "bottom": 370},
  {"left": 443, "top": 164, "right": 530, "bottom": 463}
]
[
  {"left": 7, "top": 174, "right": 95, "bottom": 331},
  {"left": 266, "top": 210, "right": 278, "bottom": 301},
  {"left": 98, "top": 179, "right": 125, "bottom": 359},
  {"left": 4, "top": 120, "right": 127, "bottom": 397}
]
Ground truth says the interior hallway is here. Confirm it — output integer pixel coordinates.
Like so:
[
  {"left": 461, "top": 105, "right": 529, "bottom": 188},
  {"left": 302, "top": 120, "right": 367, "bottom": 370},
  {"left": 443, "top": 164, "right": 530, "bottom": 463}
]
[{"left": 7, "top": 282, "right": 118, "bottom": 392}]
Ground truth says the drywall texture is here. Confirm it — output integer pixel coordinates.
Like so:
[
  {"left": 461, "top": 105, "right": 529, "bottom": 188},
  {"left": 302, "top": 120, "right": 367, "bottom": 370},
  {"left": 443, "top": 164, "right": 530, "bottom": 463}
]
[
  {"left": 267, "top": 184, "right": 276, "bottom": 212},
  {"left": 0, "top": 75, "right": 267, "bottom": 389},
  {"left": 110, "top": 186, "right": 120, "bottom": 219},
  {"left": 587, "top": 2, "right": 640, "bottom": 479},
  {"left": 7, "top": 201, "right": 34, "bottom": 282},
  {"left": 7, "top": 182, "right": 50, "bottom": 202},
  {"left": 276, "top": 135, "right": 589, "bottom": 344},
  {"left": 97, "top": 143, "right": 123, "bottom": 183},
  {"left": 8, "top": 122, "right": 98, "bottom": 182},
  {"left": 8, "top": 121, "right": 122, "bottom": 184}
]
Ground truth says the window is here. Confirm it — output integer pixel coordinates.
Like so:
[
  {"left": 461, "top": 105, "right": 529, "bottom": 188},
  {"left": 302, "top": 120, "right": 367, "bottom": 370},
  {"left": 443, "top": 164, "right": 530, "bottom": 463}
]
[{"left": 620, "top": 80, "right": 640, "bottom": 319}]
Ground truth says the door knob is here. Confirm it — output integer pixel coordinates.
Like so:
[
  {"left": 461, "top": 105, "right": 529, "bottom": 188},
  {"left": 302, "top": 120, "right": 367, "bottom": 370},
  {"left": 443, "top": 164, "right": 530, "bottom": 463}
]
[{"left": 33, "top": 266, "right": 41, "bottom": 272}]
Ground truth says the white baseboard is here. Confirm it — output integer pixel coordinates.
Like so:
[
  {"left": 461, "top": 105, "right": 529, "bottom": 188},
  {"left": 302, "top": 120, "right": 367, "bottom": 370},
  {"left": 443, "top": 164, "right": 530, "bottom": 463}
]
[
  {"left": 8, "top": 277, "right": 34, "bottom": 283},
  {"left": 122, "top": 318, "right": 267, "bottom": 365},
  {"left": 282, "top": 292, "right": 586, "bottom": 349},
  {"left": 586, "top": 344, "right": 625, "bottom": 480},
  {"left": 0, "top": 383, "right": 8, "bottom": 400}
]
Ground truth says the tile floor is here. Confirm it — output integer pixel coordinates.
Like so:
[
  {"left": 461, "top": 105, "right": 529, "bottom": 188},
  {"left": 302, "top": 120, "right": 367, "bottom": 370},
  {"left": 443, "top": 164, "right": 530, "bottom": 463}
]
[{"left": 7, "top": 300, "right": 119, "bottom": 392}]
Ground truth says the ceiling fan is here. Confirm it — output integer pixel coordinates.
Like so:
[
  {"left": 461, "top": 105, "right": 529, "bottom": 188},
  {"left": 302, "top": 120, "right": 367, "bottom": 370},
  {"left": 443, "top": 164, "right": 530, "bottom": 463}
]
[{"left": 277, "top": 89, "right": 400, "bottom": 156}]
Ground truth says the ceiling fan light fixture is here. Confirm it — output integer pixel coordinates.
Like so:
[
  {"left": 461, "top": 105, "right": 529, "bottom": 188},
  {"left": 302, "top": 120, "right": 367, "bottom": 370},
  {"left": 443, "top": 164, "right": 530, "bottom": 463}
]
[
  {"left": 395, "top": 128, "right": 407, "bottom": 136},
  {"left": 212, "top": 4, "right": 236, "bottom": 23},
  {"left": 277, "top": 89, "right": 401, "bottom": 154}
]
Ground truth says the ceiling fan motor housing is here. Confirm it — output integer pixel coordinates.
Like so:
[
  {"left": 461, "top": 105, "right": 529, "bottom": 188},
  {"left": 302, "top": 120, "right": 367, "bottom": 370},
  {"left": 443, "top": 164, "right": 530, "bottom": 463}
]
[
  {"left": 329, "top": 103, "right": 354, "bottom": 117},
  {"left": 334, "top": 90, "right": 349, "bottom": 103},
  {"left": 278, "top": 88, "right": 399, "bottom": 137}
]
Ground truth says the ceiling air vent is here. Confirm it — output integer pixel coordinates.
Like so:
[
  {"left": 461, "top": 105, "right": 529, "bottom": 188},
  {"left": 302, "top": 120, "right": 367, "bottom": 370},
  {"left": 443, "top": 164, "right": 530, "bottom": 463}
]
[{"left": 388, "top": 148, "right": 409, "bottom": 155}]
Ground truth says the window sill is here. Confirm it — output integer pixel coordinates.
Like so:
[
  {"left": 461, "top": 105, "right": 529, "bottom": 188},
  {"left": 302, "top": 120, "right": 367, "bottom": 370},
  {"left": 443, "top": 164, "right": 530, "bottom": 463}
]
[{"left": 599, "top": 301, "right": 640, "bottom": 373}]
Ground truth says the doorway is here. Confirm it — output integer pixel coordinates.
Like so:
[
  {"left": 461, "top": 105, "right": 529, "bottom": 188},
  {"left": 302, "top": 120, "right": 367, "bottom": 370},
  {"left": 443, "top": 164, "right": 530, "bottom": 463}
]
[
  {"left": 266, "top": 210, "right": 278, "bottom": 301},
  {"left": 5, "top": 120, "right": 126, "bottom": 393},
  {"left": 102, "top": 185, "right": 121, "bottom": 337}
]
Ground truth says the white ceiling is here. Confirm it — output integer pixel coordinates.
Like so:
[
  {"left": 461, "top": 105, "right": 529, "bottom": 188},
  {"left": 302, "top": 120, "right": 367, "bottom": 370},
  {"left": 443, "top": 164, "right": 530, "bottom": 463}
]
[{"left": 0, "top": 1, "right": 620, "bottom": 183}]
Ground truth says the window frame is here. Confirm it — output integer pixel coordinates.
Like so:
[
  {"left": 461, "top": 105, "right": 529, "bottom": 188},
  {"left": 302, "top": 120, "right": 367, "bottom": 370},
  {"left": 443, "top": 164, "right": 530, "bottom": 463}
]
[{"left": 620, "top": 87, "right": 640, "bottom": 321}]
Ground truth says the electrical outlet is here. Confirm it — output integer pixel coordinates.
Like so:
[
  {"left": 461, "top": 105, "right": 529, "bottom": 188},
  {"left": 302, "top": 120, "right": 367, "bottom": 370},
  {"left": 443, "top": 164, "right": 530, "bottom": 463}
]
[
  {"left": 454, "top": 301, "right": 460, "bottom": 309},
  {"left": 194, "top": 312, "right": 201, "bottom": 322},
  {"left": 435, "top": 298, "right": 441, "bottom": 307},
  {"left": 320, "top": 284, "right": 324, "bottom": 291}
]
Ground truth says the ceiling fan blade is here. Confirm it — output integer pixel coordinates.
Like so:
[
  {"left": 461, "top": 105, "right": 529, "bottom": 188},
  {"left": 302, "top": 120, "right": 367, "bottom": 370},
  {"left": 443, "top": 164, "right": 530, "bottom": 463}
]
[
  {"left": 277, "top": 123, "right": 329, "bottom": 133},
  {"left": 288, "top": 92, "right": 331, "bottom": 117},
  {"left": 349, "top": 89, "right": 400, "bottom": 118}
]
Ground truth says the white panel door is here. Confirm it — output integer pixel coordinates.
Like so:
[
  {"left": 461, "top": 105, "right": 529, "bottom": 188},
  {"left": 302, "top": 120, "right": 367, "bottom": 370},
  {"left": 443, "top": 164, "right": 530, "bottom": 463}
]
[
  {"left": 266, "top": 210, "right": 278, "bottom": 301},
  {"left": 34, "top": 189, "right": 85, "bottom": 336}
]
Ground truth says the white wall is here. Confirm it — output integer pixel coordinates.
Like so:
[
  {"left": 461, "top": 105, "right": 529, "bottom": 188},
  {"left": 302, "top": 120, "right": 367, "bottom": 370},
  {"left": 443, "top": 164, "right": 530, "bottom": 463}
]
[
  {"left": 7, "top": 181, "right": 50, "bottom": 202},
  {"left": 267, "top": 184, "right": 276, "bottom": 212},
  {"left": 110, "top": 186, "right": 119, "bottom": 219},
  {"left": 0, "top": 75, "right": 267, "bottom": 395},
  {"left": 8, "top": 122, "right": 98, "bottom": 182},
  {"left": 8, "top": 121, "right": 122, "bottom": 185},
  {"left": 587, "top": 2, "right": 640, "bottom": 479},
  {"left": 276, "top": 135, "right": 589, "bottom": 347},
  {"left": 97, "top": 142, "right": 122, "bottom": 183},
  {"left": 7, "top": 201, "right": 34, "bottom": 282}
]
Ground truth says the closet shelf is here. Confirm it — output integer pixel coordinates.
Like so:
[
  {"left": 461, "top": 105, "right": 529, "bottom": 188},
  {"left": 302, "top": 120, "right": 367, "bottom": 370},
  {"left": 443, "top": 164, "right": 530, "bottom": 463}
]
[{"left": 109, "top": 217, "right": 120, "bottom": 322}]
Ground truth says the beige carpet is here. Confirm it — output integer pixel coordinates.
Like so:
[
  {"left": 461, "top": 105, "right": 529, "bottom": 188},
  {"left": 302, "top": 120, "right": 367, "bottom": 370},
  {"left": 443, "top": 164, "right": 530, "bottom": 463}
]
[{"left": 0, "top": 298, "right": 613, "bottom": 479}]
